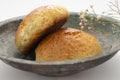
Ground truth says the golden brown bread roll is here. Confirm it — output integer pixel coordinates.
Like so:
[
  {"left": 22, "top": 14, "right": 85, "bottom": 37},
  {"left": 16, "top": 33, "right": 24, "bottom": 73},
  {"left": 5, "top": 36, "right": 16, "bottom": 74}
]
[
  {"left": 15, "top": 5, "right": 69, "bottom": 54},
  {"left": 35, "top": 28, "right": 102, "bottom": 62}
]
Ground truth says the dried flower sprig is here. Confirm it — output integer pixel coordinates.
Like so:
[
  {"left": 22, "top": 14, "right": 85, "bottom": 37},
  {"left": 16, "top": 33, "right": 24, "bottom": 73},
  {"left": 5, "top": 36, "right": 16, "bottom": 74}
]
[
  {"left": 79, "top": 5, "right": 105, "bottom": 30},
  {"left": 107, "top": 0, "right": 120, "bottom": 19},
  {"left": 79, "top": 10, "right": 88, "bottom": 29},
  {"left": 108, "top": 0, "right": 120, "bottom": 15},
  {"left": 79, "top": 0, "right": 120, "bottom": 31}
]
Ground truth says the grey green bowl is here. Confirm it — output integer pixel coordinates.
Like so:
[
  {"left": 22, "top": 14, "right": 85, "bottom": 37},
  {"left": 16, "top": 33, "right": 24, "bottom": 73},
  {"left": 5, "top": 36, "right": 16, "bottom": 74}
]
[{"left": 0, "top": 12, "right": 120, "bottom": 76}]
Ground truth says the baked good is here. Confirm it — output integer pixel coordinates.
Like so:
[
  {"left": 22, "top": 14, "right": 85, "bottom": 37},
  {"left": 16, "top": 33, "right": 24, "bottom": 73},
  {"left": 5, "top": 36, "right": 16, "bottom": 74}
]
[
  {"left": 15, "top": 5, "right": 69, "bottom": 54},
  {"left": 35, "top": 28, "right": 102, "bottom": 61}
]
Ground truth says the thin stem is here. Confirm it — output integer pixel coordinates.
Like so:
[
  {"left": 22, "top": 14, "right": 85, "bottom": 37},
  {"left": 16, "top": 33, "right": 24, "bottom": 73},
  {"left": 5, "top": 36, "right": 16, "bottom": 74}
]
[{"left": 108, "top": 0, "right": 120, "bottom": 15}]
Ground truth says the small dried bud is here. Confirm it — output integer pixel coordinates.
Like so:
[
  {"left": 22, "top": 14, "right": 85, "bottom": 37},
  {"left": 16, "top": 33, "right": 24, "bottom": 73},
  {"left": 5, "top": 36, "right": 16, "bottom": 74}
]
[
  {"left": 90, "top": 5, "right": 93, "bottom": 8},
  {"left": 80, "top": 26, "right": 84, "bottom": 30},
  {"left": 88, "top": 26, "right": 92, "bottom": 30},
  {"left": 79, "top": 22, "right": 82, "bottom": 26},
  {"left": 85, "top": 9, "right": 89, "bottom": 12},
  {"left": 102, "top": 11, "right": 105, "bottom": 14},
  {"left": 96, "top": 15, "right": 102, "bottom": 20}
]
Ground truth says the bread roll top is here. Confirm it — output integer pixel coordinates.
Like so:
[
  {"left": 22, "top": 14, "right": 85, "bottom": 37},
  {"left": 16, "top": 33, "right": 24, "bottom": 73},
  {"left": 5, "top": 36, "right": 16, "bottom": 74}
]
[
  {"left": 36, "top": 28, "right": 102, "bottom": 61},
  {"left": 15, "top": 5, "right": 69, "bottom": 53}
]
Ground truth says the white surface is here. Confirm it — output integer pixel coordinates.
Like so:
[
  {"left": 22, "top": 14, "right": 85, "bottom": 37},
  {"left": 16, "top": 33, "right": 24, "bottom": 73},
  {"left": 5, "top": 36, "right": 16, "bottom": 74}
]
[{"left": 0, "top": 0, "right": 120, "bottom": 80}]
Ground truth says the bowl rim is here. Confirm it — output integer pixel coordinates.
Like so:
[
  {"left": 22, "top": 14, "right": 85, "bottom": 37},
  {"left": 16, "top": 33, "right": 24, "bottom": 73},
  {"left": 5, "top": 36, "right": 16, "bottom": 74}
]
[{"left": 0, "top": 12, "right": 120, "bottom": 65}]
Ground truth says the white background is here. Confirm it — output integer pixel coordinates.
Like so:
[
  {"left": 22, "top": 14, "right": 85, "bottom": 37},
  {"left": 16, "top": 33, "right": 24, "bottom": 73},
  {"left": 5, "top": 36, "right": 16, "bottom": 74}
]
[{"left": 0, "top": 0, "right": 120, "bottom": 80}]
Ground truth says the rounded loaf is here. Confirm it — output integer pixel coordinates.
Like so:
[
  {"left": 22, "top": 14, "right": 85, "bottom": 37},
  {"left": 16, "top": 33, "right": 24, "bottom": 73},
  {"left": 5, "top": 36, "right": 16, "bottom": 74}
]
[
  {"left": 15, "top": 5, "right": 69, "bottom": 53},
  {"left": 36, "top": 28, "right": 102, "bottom": 61}
]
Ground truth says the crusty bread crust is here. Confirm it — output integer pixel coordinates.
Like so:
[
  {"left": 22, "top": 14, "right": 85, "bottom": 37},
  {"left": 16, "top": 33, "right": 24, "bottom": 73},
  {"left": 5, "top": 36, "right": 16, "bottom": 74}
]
[
  {"left": 15, "top": 5, "right": 69, "bottom": 53},
  {"left": 36, "top": 28, "right": 102, "bottom": 61}
]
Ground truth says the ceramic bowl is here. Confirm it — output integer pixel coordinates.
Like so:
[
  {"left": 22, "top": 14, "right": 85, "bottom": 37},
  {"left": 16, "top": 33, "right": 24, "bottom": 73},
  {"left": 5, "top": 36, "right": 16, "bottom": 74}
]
[{"left": 0, "top": 12, "right": 120, "bottom": 76}]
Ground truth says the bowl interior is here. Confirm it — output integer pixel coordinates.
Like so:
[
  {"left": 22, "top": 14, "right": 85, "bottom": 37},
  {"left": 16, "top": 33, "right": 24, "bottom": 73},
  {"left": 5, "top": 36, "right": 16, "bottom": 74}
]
[{"left": 0, "top": 13, "right": 120, "bottom": 62}]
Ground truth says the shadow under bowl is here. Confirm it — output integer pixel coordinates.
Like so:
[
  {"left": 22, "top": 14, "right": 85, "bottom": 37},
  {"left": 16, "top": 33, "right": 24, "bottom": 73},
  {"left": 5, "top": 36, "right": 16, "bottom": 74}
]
[{"left": 0, "top": 12, "right": 120, "bottom": 76}]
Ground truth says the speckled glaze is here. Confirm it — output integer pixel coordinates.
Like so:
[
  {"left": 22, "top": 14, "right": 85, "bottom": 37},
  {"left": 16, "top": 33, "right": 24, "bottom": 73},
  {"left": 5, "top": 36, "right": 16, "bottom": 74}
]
[{"left": 0, "top": 12, "right": 120, "bottom": 76}]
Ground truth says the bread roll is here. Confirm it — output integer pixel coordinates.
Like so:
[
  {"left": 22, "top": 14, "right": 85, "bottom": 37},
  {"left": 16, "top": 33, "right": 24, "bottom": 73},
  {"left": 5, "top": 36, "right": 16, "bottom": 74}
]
[
  {"left": 15, "top": 5, "right": 69, "bottom": 53},
  {"left": 36, "top": 28, "right": 102, "bottom": 61}
]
